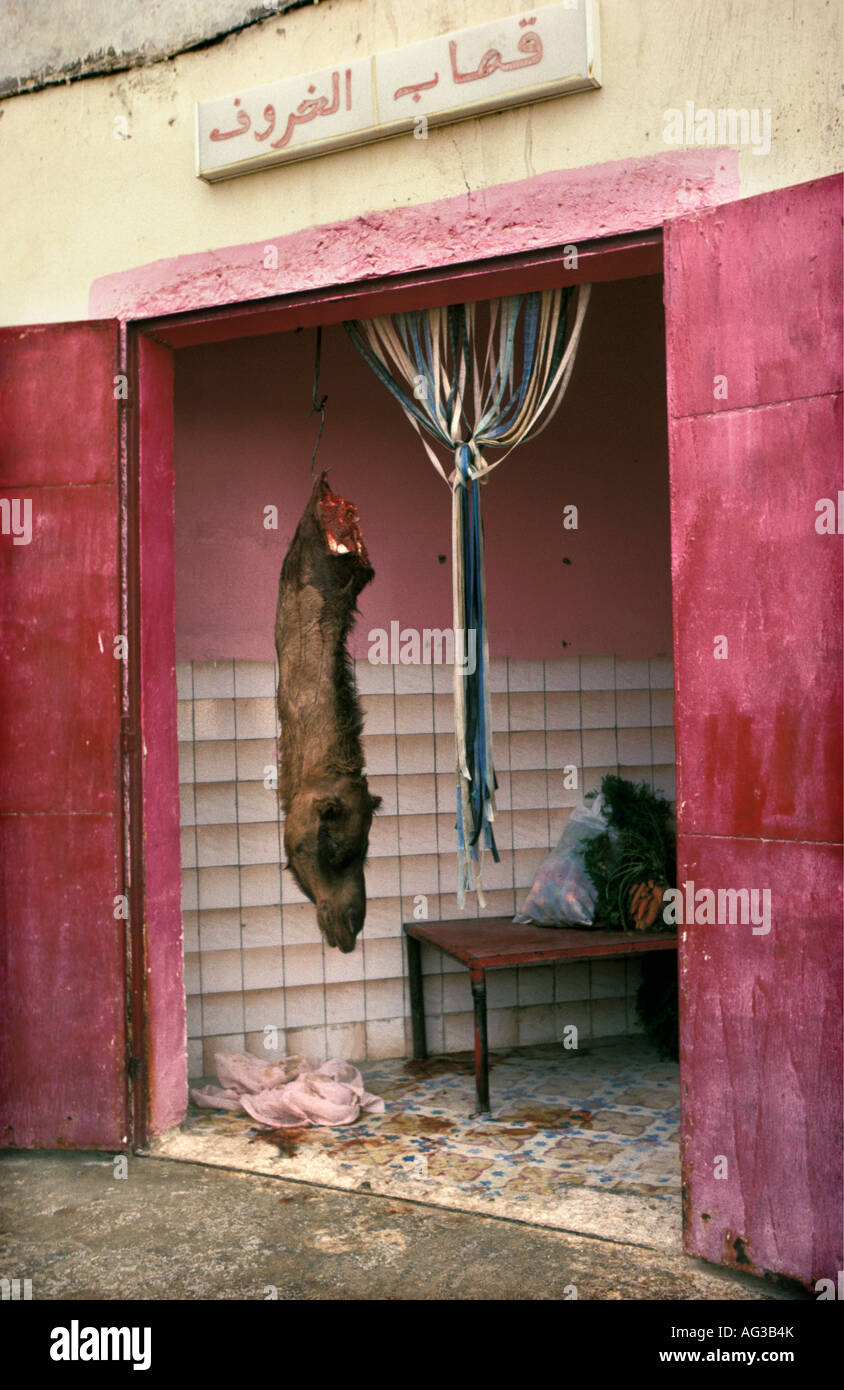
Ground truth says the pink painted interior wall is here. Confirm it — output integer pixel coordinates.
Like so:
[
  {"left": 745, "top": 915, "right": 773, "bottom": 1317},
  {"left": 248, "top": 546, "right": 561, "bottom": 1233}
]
[{"left": 174, "top": 275, "right": 671, "bottom": 660}]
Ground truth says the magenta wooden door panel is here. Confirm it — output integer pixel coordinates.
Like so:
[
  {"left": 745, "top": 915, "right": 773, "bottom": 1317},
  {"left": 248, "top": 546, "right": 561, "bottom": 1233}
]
[
  {"left": 678, "top": 833, "right": 842, "bottom": 1283},
  {"left": 670, "top": 394, "right": 842, "bottom": 842},
  {"left": 665, "top": 174, "right": 843, "bottom": 1287},
  {"left": 666, "top": 174, "right": 842, "bottom": 416},
  {"left": 1, "top": 485, "right": 123, "bottom": 813},
  {"left": 0, "top": 322, "right": 127, "bottom": 1148},
  {"left": 0, "top": 323, "right": 122, "bottom": 487},
  {"left": 0, "top": 816, "right": 126, "bottom": 1147}
]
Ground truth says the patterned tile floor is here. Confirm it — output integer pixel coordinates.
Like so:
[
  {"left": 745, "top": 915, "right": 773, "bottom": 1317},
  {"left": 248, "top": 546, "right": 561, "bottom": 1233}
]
[{"left": 183, "top": 1036, "right": 680, "bottom": 1205}]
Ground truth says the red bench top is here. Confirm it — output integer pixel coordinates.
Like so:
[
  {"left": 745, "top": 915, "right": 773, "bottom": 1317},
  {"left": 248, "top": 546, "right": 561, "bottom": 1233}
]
[{"left": 403, "top": 916, "right": 678, "bottom": 969}]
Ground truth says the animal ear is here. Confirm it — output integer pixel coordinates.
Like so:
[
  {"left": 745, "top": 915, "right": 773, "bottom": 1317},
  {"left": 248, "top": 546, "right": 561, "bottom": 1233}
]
[
  {"left": 315, "top": 795, "right": 343, "bottom": 820},
  {"left": 369, "top": 794, "right": 383, "bottom": 814}
]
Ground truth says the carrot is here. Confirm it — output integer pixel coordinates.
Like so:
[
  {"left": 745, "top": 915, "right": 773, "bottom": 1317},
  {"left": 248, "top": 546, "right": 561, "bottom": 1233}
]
[
  {"left": 642, "top": 884, "right": 664, "bottom": 928},
  {"left": 629, "top": 883, "right": 647, "bottom": 914}
]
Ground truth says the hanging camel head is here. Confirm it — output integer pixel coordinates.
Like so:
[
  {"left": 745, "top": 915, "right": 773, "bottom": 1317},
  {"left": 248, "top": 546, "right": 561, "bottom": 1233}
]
[{"left": 283, "top": 773, "right": 382, "bottom": 953}]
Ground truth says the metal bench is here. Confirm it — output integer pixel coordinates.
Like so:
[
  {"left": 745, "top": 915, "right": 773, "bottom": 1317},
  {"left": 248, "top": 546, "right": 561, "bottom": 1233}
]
[{"left": 403, "top": 916, "right": 679, "bottom": 1116}]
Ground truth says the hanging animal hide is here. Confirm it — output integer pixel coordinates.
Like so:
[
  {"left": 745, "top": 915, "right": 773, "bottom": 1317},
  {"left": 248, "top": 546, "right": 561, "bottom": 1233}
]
[{"left": 275, "top": 473, "right": 380, "bottom": 952}]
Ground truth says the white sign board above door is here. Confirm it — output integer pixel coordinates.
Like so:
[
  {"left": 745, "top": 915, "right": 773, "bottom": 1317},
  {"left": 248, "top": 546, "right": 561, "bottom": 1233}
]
[{"left": 196, "top": 1, "right": 601, "bottom": 182}]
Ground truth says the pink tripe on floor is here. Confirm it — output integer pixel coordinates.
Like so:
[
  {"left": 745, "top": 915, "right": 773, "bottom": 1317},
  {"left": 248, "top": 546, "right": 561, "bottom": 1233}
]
[{"left": 190, "top": 1050, "right": 385, "bottom": 1128}]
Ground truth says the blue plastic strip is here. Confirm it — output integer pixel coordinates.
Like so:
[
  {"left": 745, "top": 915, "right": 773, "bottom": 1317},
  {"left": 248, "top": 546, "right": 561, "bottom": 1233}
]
[{"left": 344, "top": 290, "right": 580, "bottom": 896}]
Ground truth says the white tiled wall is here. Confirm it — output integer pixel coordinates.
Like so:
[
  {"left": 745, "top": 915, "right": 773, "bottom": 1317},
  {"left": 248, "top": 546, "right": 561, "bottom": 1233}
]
[{"left": 178, "top": 654, "right": 676, "bottom": 1079}]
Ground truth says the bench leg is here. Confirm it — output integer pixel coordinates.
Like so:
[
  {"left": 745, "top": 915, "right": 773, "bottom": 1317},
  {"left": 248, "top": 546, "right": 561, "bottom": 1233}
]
[
  {"left": 406, "top": 932, "right": 427, "bottom": 1060},
  {"left": 470, "top": 967, "right": 490, "bottom": 1116}
]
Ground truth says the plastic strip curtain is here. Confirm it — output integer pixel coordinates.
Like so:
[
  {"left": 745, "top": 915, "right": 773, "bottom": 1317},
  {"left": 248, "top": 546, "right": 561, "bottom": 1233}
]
[{"left": 344, "top": 285, "right": 591, "bottom": 905}]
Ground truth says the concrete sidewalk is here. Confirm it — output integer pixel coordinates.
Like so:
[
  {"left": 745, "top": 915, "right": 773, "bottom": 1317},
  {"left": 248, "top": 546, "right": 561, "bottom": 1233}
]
[{"left": 0, "top": 1152, "right": 805, "bottom": 1301}]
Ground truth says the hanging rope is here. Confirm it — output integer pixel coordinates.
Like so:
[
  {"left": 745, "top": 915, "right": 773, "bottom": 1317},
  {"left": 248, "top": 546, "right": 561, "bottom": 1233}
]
[
  {"left": 345, "top": 285, "right": 591, "bottom": 905},
  {"left": 309, "top": 326, "right": 328, "bottom": 475}
]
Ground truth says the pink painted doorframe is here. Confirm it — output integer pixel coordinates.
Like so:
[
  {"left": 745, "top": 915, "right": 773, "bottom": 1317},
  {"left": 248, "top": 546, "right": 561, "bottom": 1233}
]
[
  {"left": 92, "top": 148, "right": 739, "bottom": 324},
  {"left": 136, "top": 229, "right": 662, "bottom": 349}
]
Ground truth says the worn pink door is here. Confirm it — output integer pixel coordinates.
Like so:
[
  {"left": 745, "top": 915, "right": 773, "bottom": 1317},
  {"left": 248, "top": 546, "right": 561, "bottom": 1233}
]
[
  {"left": 0, "top": 322, "right": 128, "bottom": 1148},
  {"left": 665, "top": 173, "right": 843, "bottom": 1287}
]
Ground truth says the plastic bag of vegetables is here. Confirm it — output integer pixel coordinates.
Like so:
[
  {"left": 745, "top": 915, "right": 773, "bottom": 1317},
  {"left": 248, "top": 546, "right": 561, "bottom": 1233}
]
[{"left": 514, "top": 794, "right": 613, "bottom": 927}]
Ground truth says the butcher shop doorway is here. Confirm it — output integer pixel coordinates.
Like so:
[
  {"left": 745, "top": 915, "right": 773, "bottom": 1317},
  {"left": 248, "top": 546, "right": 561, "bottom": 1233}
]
[{"left": 139, "top": 224, "right": 683, "bottom": 1220}]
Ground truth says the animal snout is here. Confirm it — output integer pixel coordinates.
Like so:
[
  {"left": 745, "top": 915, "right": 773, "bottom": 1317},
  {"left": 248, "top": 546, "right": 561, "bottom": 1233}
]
[{"left": 317, "top": 901, "right": 364, "bottom": 953}]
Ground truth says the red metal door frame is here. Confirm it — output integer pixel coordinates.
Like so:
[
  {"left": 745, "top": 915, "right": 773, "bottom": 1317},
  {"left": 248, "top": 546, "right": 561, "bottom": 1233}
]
[
  {"left": 126, "top": 225, "right": 665, "bottom": 1147},
  {"left": 123, "top": 329, "right": 180, "bottom": 1147}
]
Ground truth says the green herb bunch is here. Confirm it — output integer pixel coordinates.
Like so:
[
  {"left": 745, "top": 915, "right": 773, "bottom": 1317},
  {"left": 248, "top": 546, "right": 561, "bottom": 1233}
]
[{"left": 580, "top": 774, "right": 676, "bottom": 933}]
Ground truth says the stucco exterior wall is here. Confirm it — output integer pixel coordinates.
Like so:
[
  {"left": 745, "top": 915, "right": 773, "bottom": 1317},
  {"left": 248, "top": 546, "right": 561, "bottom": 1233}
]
[{"left": 0, "top": 0, "right": 840, "bottom": 326}]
